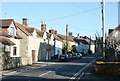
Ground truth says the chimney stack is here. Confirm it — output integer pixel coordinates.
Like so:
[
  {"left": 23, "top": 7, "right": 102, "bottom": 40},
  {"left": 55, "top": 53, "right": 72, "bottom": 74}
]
[
  {"left": 23, "top": 18, "right": 28, "bottom": 26},
  {"left": 77, "top": 33, "right": 80, "bottom": 38},
  {"left": 55, "top": 30, "right": 57, "bottom": 35},
  {"left": 49, "top": 29, "right": 57, "bottom": 35},
  {"left": 41, "top": 22, "right": 46, "bottom": 32},
  {"left": 68, "top": 32, "right": 73, "bottom": 37}
]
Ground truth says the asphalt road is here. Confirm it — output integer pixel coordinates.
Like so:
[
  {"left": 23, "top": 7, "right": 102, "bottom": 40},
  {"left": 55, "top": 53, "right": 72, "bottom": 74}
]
[{"left": 2, "top": 54, "right": 120, "bottom": 81}]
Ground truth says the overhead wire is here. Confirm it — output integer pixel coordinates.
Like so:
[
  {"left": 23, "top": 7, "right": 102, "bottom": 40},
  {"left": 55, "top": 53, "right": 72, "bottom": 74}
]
[{"left": 29, "top": 6, "right": 101, "bottom": 25}]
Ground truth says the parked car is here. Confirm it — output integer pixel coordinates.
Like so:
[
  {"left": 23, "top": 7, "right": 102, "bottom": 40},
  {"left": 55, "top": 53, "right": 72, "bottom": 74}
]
[
  {"left": 67, "top": 53, "right": 73, "bottom": 60},
  {"left": 58, "top": 54, "right": 69, "bottom": 61},
  {"left": 72, "top": 53, "right": 77, "bottom": 59},
  {"left": 76, "top": 53, "right": 82, "bottom": 59},
  {"left": 80, "top": 52, "right": 85, "bottom": 56}
]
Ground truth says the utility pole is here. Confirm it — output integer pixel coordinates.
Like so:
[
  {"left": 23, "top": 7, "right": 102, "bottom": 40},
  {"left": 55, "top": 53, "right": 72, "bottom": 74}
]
[
  {"left": 101, "top": 0, "right": 106, "bottom": 59},
  {"left": 66, "top": 24, "right": 68, "bottom": 54}
]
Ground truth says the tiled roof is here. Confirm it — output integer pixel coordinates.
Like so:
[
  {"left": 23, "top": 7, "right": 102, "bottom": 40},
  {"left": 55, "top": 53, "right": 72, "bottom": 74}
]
[
  {"left": 0, "top": 29, "right": 10, "bottom": 37},
  {"left": 26, "top": 28, "right": 34, "bottom": 33},
  {"left": 0, "top": 36, "right": 15, "bottom": 45},
  {"left": 47, "top": 32, "right": 52, "bottom": 39},
  {"left": 36, "top": 29, "right": 44, "bottom": 37},
  {"left": 0, "top": 19, "right": 13, "bottom": 27},
  {"left": 57, "top": 34, "right": 75, "bottom": 42},
  {"left": 15, "top": 22, "right": 31, "bottom": 36},
  {"left": 54, "top": 34, "right": 62, "bottom": 41},
  {"left": 15, "top": 33, "right": 22, "bottom": 39}
]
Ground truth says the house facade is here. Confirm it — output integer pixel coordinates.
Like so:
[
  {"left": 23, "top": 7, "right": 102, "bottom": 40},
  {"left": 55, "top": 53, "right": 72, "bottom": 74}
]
[
  {"left": 49, "top": 29, "right": 63, "bottom": 58},
  {"left": 108, "top": 25, "right": 120, "bottom": 51},
  {"left": 57, "top": 33, "right": 76, "bottom": 54},
  {"left": 75, "top": 35, "right": 95, "bottom": 54}
]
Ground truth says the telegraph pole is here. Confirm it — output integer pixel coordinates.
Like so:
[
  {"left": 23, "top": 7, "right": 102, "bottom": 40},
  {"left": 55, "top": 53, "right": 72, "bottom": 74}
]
[
  {"left": 66, "top": 24, "right": 68, "bottom": 54},
  {"left": 101, "top": 0, "right": 106, "bottom": 59}
]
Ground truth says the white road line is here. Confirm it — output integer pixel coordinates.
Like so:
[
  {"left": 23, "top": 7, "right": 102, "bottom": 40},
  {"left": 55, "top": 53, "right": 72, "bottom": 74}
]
[
  {"left": 69, "top": 59, "right": 96, "bottom": 81},
  {"left": 39, "top": 71, "right": 52, "bottom": 77}
]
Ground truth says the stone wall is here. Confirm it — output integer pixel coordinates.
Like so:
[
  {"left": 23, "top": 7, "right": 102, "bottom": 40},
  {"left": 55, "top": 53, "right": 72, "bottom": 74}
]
[
  {"left": 17, "top": 28, "right": 31, "bottom": 65},
  {"left": 2, "top": 51, "right": 22, "bottom": 70}
]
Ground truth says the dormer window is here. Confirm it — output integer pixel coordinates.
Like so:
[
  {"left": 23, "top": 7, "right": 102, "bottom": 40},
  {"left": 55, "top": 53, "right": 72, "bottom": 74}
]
[{"left": 9, "top": 27, "right": 14, "bottom": 36}]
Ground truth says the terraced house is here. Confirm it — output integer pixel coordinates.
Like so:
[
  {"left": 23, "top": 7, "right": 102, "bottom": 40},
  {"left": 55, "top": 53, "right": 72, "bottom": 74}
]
[{"left": 0, "top": 19, "right": 22, "bottom": 69}]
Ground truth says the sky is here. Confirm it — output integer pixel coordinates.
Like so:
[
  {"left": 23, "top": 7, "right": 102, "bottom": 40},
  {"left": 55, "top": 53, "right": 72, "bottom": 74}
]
[{"left": 1, "top": 0, "right": 119, "bottom": 39}]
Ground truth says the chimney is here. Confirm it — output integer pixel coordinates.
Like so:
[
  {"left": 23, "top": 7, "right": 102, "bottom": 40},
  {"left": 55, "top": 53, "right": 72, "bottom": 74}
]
[
  {"left": 55, "top": 30, "right": 57, "bottom": 35},
  {"left": 77, "top": 33, "right": 80, "bottom": 38},
  {"left": 41, "top": 22, "right": 46, "bottom": 32},
  {"left": 49, "top": 29, "right": 57, "bottom": 34},
  {"left": 68, "top": 32, "right": 72, "bottom": 37},
  {"left": 23, "top": 18, "right": 28, "bottom": 26}
]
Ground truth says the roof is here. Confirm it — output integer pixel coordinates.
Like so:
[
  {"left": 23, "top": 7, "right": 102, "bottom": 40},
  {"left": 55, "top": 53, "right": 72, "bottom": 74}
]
[
  {"left": 15, "top": 22, "right": 31, "bottom": 36},
  {"left": 54, "top": 35, "right": 63, "bottom": 41},
  {"left": 47, "top": 32, "right": 52, "bottom": 39},
  {"left": 74, "top": 37, "right": 95, "bottom": 45},
  {"left": 15, "top": 33, "right": 22, "bottom": 39},
  {"left": 0, "top": 29, "right": 10, "bottom": 37},
  {"left": 0, "top": 36, "right": 15, "bottom": 45},
  {"left": 0, "top": 19, "right": 14, "bottom": 28},
  {"left": 36, "top": 29, "right": 44, "bottom": 37},
  {"left": 116, "top": 24, "right": 120, "bottom": 32},
  {"left": 74, "top": 38, "right": 89, "bottom": 44},
  {"left": 57, "top": 34, "right": 75, "bottom": 42},
  {"left": 26, "top": 28, "right": 34, "bottom": 33}
]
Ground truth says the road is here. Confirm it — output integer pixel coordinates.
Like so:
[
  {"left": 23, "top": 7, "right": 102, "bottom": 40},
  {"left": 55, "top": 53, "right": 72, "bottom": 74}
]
[{"left": 2, "top": 54, "right": 120, "bottom": 81}]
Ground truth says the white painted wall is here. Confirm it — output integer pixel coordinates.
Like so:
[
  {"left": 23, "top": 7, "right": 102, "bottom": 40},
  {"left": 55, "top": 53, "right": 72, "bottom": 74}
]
[
  {"left": 55, "top": 40, "right": 62, "bottom": 56},
  {"left": 8, "top": 22, "right": 16, "bottom": 37},
  {"left": 90, "top": 44, "right": 95, "bottom": 53},
  {"left": 9, "top": 38, "right": 20, "bottom": 57},
  {"left": 76, "top": 42, "right": 89, "bottom": 54},
  {"left": 28, "top": 30, "right": 42, "bottom": 62}
]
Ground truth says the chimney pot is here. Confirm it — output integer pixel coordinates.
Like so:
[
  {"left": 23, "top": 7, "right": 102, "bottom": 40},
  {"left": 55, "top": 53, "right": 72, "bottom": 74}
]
[
  {"left": 41, "top": 22, "right": 46, "bottom": 32},
  {"left": 23, "top": 18, "right": 28, "bottom": 26}
]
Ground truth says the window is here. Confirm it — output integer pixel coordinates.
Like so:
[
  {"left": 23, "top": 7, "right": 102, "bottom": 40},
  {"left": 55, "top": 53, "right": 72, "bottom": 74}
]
[
  {"left": 13, "top": 47, "right": 17, "bottom": 55},
  {"left": 10, "top": 27, "right": 14, "bottom": 36}
]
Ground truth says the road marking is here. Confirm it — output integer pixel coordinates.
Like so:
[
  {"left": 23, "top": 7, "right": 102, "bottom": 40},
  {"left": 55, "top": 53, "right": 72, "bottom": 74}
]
[
  {"left": 39, "top": 71, "right": 52, "bottom": 77},
  {"left": 69, "top": 59, "right": 96, "bottom": 81}
]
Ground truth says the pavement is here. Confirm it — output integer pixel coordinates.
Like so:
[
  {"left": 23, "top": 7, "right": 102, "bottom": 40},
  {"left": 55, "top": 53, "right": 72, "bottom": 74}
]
[
  {"left": 1, "top": 61, "right": 55, "bottom": 77},
  {"left": 1, "top": 58, "right": 59, "bottom": 76}
]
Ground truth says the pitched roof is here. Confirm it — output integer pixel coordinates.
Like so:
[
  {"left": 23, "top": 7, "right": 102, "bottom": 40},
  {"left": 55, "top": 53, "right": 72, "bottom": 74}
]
[
  {"left": 0, "top": 29, "right": 10, "bottom": 37},
  {"left": 74, "top": 37, "right": 94, "bottom": 45},
  {"left": 57, "top": 34, "right": 75, "bottom": 42},
  {"left": 36, "top": 29, "right": 44, "bottom": 37},
  {"left": 0, "top": 36, "right": 15, "bottom": 45},
  {"left": 116, "top": 24, "right": 120, "bottom": 32},
  {"left": 0, "top": 19, "right": 14, "bottom": 27},
  {"left": 26, "top": 28, "right": 34, "bottom": 33},
  {"left": 47, "top": 32, "right": 52, "bottom": 39},
  {"left": 15, "top": 22, "right": 31, "bottom": 36},
  {"left": 54, "top": 35, "right": 62, "bottom": 42},
  {"left": 15, "top": 33, "right": 22, "bottom": 39}
]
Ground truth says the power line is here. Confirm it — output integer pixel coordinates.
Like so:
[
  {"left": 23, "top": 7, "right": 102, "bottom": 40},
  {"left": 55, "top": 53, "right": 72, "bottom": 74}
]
[
  {"left": 29, "top": 6, "right": 101, "bottom": 25},
  {"left": 46, "top": 7, "right": 100, "bottom": 22}
]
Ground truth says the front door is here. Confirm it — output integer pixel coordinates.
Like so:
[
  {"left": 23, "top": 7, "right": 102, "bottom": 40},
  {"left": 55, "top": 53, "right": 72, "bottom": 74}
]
[{"left": 32, "top": 50, "right": 35, "bottom": 61}]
